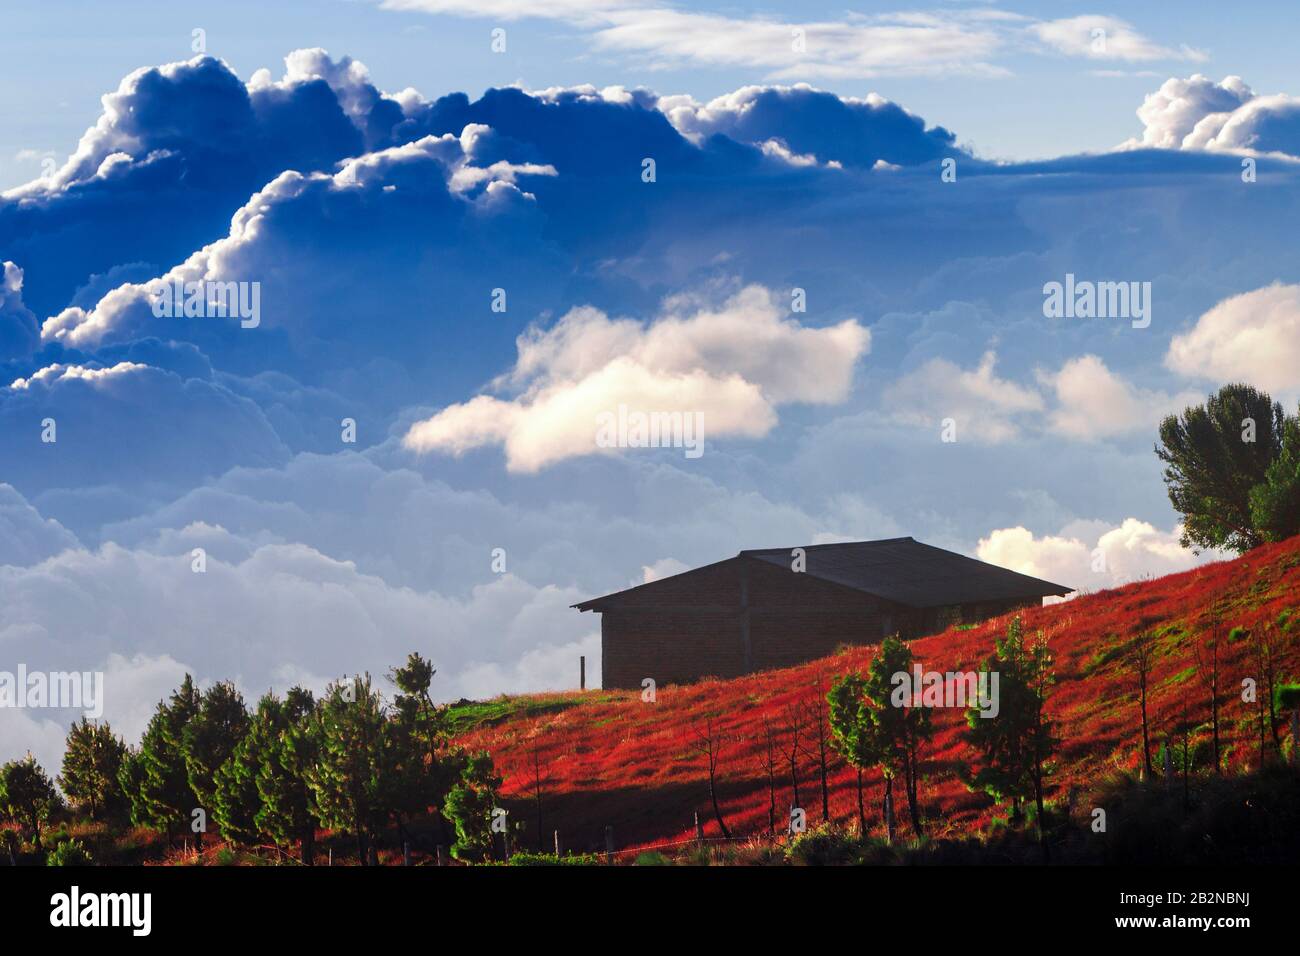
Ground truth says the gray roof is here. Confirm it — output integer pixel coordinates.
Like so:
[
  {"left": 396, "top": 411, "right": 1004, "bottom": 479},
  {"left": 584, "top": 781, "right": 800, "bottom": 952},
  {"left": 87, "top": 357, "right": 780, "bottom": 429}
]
[
  {"left": 572, "top": 537, "right": 1072, "bottom": 612},
  {"left": 742, "top": 537, "right": 1072, "bottom": 608}
]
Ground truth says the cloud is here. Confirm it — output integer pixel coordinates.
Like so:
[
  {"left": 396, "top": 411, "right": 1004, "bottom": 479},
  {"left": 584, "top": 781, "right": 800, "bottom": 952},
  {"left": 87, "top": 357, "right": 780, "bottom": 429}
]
[
  {"left": 1122, "top": 73, "right": 1300, "bottom": 158},
  {"left": 883, "top": 350, "right": 1043, "bottom": 443},
  {"left": 657, "top": 85, "right": 960, "bottom": 168},
  {"left": 0, "top": 359, "right": 288, "bottom": 505},
  {"left": 1165, "top": 282, "right": 1300, "bottom": 396},
  {"left": 977, "top": 517, "right": 1224, "bottom": 598},
  {"left": 1126, "top": 74, "right": 1255, "bottom": 149},
  {"left": 384, "top": 3, "right": 1201, "bottom": 80},
  {"left": 402, "top": 285, "right": 869, "bottom": 471},
  {"left": 0, "top": 261, "right": 39, "bottom": 360},
  {"left": 0, "top": 484, "right": 80, "bottom": 566},
  {"left": 0, "top": 50, "right": 414, "bottom": 318},
  {"left": 382, "top": 1, "right": 1009, "bottom": 79},
  {"left": 0, "top": 535, "right": 599, "bottom": 747},
  {"left": 1031, "top": 16, "right": 1206, "bottom": 63},
  {"left": 39, "top": 132, "right": 555, "bottom": 356},
  {"left": 1039, "top": 354, "right": 1200, "bottom": 440}
]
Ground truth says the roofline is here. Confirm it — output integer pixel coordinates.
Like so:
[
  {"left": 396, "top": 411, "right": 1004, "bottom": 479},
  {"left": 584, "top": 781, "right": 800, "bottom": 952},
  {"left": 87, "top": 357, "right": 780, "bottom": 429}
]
[
  {"left": 571, "top": 554, "right": 744, "bottom": 612},
  {"left": 573, "top": 538, "right": 1074, "bottom": 611}
]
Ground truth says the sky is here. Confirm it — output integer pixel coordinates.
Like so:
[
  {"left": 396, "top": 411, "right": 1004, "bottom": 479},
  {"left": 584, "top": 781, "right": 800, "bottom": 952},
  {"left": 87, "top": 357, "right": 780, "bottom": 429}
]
[{"left": 4, "top": 0, "right": 1300, "bottom": 771}]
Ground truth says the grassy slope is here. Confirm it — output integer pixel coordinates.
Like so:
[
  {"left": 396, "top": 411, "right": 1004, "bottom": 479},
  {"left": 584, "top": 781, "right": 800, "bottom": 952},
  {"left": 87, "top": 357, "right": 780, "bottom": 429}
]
[{"left": 455, "top": 537, "right": 1300, "bottom": 855}]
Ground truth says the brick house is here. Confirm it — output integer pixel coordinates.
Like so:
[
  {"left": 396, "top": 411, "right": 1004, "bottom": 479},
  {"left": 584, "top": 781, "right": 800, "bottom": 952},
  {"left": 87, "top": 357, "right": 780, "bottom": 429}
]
[{"left": 573, "top": 537, "right": 1073, "bottom": 690}]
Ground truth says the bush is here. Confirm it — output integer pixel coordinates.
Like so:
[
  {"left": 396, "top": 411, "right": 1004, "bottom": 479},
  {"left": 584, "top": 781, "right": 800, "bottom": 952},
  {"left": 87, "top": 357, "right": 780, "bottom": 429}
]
[
  {"left": 46, "top": 838, "right": 93, "bottom": 867},
  {"left": 506, "top": 851, "right": 600, "bottom": 866},
  {"left": 785, "top": 825, "right": 861, "bottom": 866}
]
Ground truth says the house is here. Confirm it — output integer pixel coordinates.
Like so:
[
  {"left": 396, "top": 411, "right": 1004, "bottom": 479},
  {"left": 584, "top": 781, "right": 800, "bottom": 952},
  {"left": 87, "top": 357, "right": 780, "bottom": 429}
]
[{"left": 573, "top": 537, "right": 1073, "bottom": 690}]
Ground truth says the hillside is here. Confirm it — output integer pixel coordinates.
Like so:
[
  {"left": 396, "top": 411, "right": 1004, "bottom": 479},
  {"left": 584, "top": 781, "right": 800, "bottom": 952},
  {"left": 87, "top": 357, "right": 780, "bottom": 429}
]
[{"left": 455, "top": 537, "right": 1300, "bottom": 857}]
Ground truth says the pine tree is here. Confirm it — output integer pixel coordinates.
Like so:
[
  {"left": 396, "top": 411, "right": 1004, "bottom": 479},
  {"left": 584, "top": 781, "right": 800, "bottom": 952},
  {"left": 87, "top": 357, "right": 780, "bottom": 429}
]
[
  {"left": 257, "top": 686, "right": 320, "bottom": 864},
  {"left": 865, "top": 635, "right": 932, "bottom": 837},
  {"left": 827, "top": 673, "right": 877, "bottom": 836},
  {"left": 305, "top": 674, "right": 391, "bottom": 865},
  {"left": 0, "top": 754, "right": 61, "bottom": 849},
  {"left": 443, "top": 751, "right": 502, "bottom": 862},
  {"left": 182, "top": 681, "right": 249, "bottom": 827},
  {"left": 59, "top": 718, "right": 127, "bottom": 821},
  {"left": 213, "top": 692, "right": 283, "bottom": 846},
  {"left": 132, "top": 675, "right": 202, "bottom": 845},
  {"left": 963, "top": 616, "right": 1058, "bottom": 858}
]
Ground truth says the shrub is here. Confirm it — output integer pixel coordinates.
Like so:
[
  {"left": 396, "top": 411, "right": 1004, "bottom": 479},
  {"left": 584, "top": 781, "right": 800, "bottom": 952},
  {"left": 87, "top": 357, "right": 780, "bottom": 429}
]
[
  {"left": 46, "top": 838, "right": 93, "bottom": 867},
  {"left": 785, "top": 824, "right": 860, "bottom": 866},
  {"left": 506, "top": 851, "right": 600, "bottom": 866}
]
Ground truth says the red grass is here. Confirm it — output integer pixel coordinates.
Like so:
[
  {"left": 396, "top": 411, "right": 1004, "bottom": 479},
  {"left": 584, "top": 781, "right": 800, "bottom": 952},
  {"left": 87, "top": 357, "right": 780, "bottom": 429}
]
[{"left": 458, "top": 537, "right": 1300, "bottom": 854}]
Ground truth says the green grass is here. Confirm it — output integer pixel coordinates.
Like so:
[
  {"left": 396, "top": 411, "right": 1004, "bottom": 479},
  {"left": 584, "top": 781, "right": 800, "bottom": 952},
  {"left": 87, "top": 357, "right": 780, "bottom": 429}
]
[{"left": 444, "top": 693, "right": 620, "bottom": 734}]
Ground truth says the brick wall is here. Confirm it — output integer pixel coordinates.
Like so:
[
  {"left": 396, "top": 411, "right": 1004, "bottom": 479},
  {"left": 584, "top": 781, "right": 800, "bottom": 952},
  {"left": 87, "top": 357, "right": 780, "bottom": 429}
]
[{"left": 596, "top": 556, "right": 1042, "bottom": 689}]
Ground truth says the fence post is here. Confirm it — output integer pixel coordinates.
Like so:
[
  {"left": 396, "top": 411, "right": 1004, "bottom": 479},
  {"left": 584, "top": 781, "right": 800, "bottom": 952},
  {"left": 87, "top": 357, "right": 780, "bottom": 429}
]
[
  {"left": 436, "top": 844, "right": 445, "bottom": 867},
  {"left": 605, "top": 825, "right": 614, "bottom": 865},
  {"left": 553, "top": 829, "right": 562, "bottom": 858},
  {"left": 694, "top": 811, "right": 704, "bottom": 844},
  {"left": 580, "top": 655, "right": 586, "bottom": 691},
  {"left": 403, "top": 841, "right": 410, "bottom": 867},
  {"left": 328, "top": 847, "right": 333, "bottom": 867}
]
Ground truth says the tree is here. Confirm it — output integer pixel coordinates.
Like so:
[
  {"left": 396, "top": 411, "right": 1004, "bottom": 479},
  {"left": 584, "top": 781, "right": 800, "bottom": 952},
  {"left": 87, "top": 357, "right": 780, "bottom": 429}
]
[
  {"left": 757, "top": 717, "right": 780, "bottom": 835},
  {"left": 129, "top": 675, "right": 201, "bottom": 846},
  {"left": 527, "top": 740, "right": 550, "bottom": 852},
  {"left": 305, "top": 675, "right": 391, "bottom": 865},
  {"left": 1193, "top": 601, "right": 1224, "bottom": 775},
  {"left": 865, "top": 635, "right": 932, "bottom": 837},
  {"left": 1132, "top": 632, "right": 1155, "bottom": 780},
  {"left": 0, "top": 754, "right": 61, "bottom": 849},
  {"left": 827, "top": 673, "right": 876, "bottom": 836},
  {"left": 443, "top": 751, "right": 502, "bottom": 862},
  {"left": 964, "top": 616, "right": 1058, "bottom": 858},
  {"left": 387, "top": 654, "right": 457, "bottom": 852},
  {"left": 690, "top": 715, "right": 732, "bottom": 840},
  {"left": 213, "top": 692, "right": 283, "bottom": 847},
  {"left": 258, "top": 687, "right": 321, "bottom": 865},
  {"left": 1155, "top": 384, "right": 1285, "bottom": 553},
  {"left": 182, "top": 681, "right": 249, "bottom": 849},
  {"left": 1250, "top": 410, "right": 1300, "bottom": 543},
  {"left": 59, "top": 718, "right": 127, "bottom": 821},
  {"left": 802, "top": 674, "right": 834, "bottom": 823},
  {"left": 1250, "top": 623, "right": 1284, "bottom": 759},
  {"left": 777, "top": 703, "right": 806, "bottom": 824}
]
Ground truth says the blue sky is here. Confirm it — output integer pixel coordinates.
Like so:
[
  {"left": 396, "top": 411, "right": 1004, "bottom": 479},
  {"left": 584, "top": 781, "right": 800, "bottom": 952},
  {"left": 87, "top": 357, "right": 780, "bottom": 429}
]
[{"left": 4, "top": 1, "right": 1300, "bottom": 768}]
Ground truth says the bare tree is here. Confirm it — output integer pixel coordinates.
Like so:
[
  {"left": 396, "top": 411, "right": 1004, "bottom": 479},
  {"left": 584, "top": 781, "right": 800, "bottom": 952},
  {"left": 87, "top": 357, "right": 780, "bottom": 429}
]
[
  {"left": 1132, "top": 631, "right": 1155, "bottom": 779},
  {"left": 529, "top": 740, "right": 550, "bottom": 852},
  {"left": 777, "top": 703, "right": 806, "bottom": 821},
  {"left": 757, "top": 717, "right": 779, "bottom": 835},
  {"left": 691, "top": 716, "right": 731, "bottom": 840},
  {"left": 1250, "top": 623, "right": 1284, "bottom": 760},
  {"left": 801, "top": 675, "right": 834, "bottom": 823},
  {"left": 1193, "top": 600, "right": 1224, "bottom": 775}
]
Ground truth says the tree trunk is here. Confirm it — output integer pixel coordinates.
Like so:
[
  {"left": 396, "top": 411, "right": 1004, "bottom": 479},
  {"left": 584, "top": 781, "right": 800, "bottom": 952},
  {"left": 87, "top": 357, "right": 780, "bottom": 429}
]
[
  {"left": 1140, "top": 691, "right": 1153, "bottom": 779},
  {"left": 856, "top": 768, "right": 866, "bottom": 836},
  {"left": 708, "top": 771, "right": 731, "bottom": 840},
  {"left": 883, "top": 776, "right": 896, "bottom": 845}
]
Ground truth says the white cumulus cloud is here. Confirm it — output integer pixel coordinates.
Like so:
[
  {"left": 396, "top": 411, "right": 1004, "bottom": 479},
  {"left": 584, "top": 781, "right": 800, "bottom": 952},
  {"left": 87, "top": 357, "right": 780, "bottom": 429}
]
[
  {"left": 403, "top": 285, "right": 870, "bottom": 471},
  {"left": 1165, "top": 282, "right": 1300, "bottom": 397}
]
